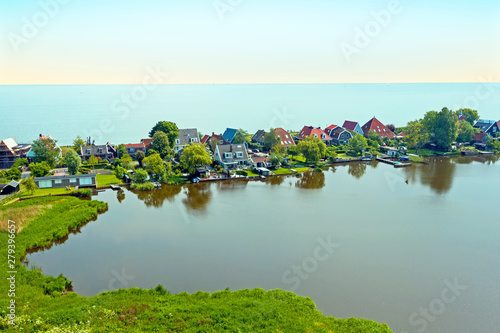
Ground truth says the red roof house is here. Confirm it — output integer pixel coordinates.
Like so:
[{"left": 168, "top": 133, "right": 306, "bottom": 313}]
[
  {"left": 201, "top": 135, "right": 210, "bottom": 144},
  {"left": 342, "top": 121, "right": 364, "bottom": 136},
  {"left": 325, "top": 124, "right": 341, "bottom": 137},
  {"left": 297, "top": 126, "right": 332, "bottom": 143},
  {"left": 275, "top": 127, "right": 296, "bottom": 147},
  {"left": 140, "top": 138, "right": 153, "bottom": 150},
  {"left": 361, "top": 117, "right": 396, "bottom": 138}
]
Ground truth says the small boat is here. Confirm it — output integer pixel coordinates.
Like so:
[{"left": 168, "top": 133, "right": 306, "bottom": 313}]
[{"left": 110, "top": 185, "right": 121, "bottom": 190}]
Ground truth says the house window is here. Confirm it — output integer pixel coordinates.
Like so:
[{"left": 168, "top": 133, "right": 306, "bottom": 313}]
[
  {"left": 130, "top": 148, "right": 134, "bottom": 152},
  {"left": 86, "top": 149, "right": 91, "bottom": 154},
  {"left": 236, "top": 152, "right": 243, "bottom": 158},
  {"left": 98, "top": 148, "right": 103, "bottom": 153},
  {"left": 55, "top": 179, "right": 62, "bottom": 184},
  {"left": 69, "top": 178, "right": 77, "bottom": 183},
  {"left": 80, "top": 177, "right": 92, "bottom": 185},
  {"left": 224, "top": 152, "right": 232, "bottom": 159},
  {"left": 38, "top": 180, "right": 52, "bottom": 188},
  {"left": 190, "top": 138, "right": 197, "bottom": 142},
  {"left": 321, "top": 133, "right": 326, "bottom": 139},
  {"left": 176, "top": 139, "right": 180, "bottom": 144}
]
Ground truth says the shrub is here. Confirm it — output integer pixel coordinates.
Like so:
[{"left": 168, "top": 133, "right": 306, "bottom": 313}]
[
  {"left": 131, "top": 183, "right": 155, "bottom": 191},
  {"left": 71, "top": 189, "right": 92, "bottom": 197}
]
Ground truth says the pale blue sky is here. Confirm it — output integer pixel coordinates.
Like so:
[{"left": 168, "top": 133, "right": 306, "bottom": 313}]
[{"left": 1, "top": 0, "right": 499, "bottom": 84}]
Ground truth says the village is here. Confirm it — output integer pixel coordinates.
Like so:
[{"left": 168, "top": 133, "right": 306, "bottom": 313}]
[{"left": 1, "top": 109, "right": 499, "bottom": 202}]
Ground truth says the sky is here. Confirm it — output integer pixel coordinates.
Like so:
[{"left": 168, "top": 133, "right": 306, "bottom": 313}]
[{"left": 0, "top": 0, "right": 499, "bottom": 84}]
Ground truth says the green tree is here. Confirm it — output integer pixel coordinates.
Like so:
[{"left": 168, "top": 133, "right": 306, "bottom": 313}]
[
  {"left": 269, "top": 153, "right": 284, "bottom": 166},
  {"left": 347, "top": 133, "right": 368, "bottom": 156},
  {"left": 326, "top": 146, "right": 338, "bottom": 161},
  {"left": 297, "top": 136, "right": 326, "bottom": 163},
  {"left": 146, "top": 148, "right": 158, "bottom": 157},
  {"left": 113, "top": 165, "right": 125, "bottom": 179},
  {"left": 134, "top": 169, "right": 149, "bottom": 184},
  {"left": 12, "top": 158, "right": 28, "bottom": 169},
  {"left": 73, "top": 136, "right": 86, "bottom": 152},
  {"left": 457, "top": 120, "right": 475, "bottom": 143},
  {"left": 29, "top": 161, "right": 52, "bottom": 177},
  {"left": 122, "top": 154, "right": 134, "bottom": 170},
  {"left": 88, "top": 155, "right": 98, "bottom": 170},
  {"left": 180, "top": 143, "right": 212, "bottom": 175},
  {"left": 423, "top": 107, "right": 458, "bottom": 151},
  {"left": 287, "top": 145, "right": 299, "bottom": 158},
  {"left": 32, "top": 137, "right": 60, "bottom": 168},
  {"left": 23, "top": 177, "right": 38, "bottom": 195},
  {"left": 264, "top": 129, "right": 280, "bottom": 151},
  {"left": 117, "top": 144, "right": 127, "bottom": 158},
  {"left": 208, "top": 137, "right": 220, "bottom": 152},
  {"left": 232, "top": 129, "right": 250, "bottom": 144},
  {"left": 367, "top": 131, "right": 383, "bottom": 145},
  {"left": 455, "top": 108, "right": 479, "bottom": 126},
  {"left": 152, "top": 131, "right": 172, "bottom": 158},
  {"left": 149, "top": 121, "right": 179, "bottom": 148},
  {"left": 135, "top": 150, "right": 145, "bottom": 167},
  {"left": 405, "top": 120, "right": 429, "bottom": 154},
  {"left": 65, "top": 149, "right": 82, "bottom": 175},
  {"left": 143, "top": 153, "right": 166, "bottom": 176},
  {"left": 486, "top": 137, "right": 500, "bottom": 153}
]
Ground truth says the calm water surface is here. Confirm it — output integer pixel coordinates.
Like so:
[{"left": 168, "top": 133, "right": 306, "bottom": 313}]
[{"left": 27, "top": 156, "right": 500, "bottom": 333}]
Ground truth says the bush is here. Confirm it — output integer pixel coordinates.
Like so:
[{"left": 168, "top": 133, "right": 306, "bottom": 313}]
[
  {"left": 131, "top": 183, "right": 155, "bottom": 191},
  {"left": 71, "top": 189, "right": 92, "bottom": 197}
]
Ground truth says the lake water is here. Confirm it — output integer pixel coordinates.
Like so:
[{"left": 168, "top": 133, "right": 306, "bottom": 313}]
[
  {"left": 27, "top": 156, "right": 500, "bottom": 333},
  {"left": 1, "top": 83, "right": 499, "bottom": 146}
]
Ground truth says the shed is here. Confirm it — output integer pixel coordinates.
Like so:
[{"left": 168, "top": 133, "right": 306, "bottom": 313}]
[
  {"left": 1, "top": 180, "right": 20, "bottom": 195},
  {"left": 256, "top": 167, "right": 271, "bottom": 176}
]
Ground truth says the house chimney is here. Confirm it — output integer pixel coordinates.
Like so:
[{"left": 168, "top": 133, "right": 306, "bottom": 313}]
[{"left": 230, "top": 145, "right": 233, "bottom": 152}]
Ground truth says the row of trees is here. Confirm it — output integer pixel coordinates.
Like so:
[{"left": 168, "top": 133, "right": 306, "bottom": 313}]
[{"left": 405, "top": 108, "right": 481, "bottom": 152}]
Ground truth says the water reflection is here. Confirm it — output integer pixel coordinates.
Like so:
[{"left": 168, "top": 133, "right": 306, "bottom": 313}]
[
  {"left": 348, "top": 163, "right": 367, "bottom": 179},
  {"left": 214, "top": 180, "right": 248, "bottom": 192},
  {"left": 403, "top": 158, "right": 456, "bottom": 195},
  {"left": 295, "top": 171, "right": 325, "bottom": 189},
  {"left": 133, "top": 185, "right": 182, "bottom": 208},
  {"left": 182, "top": 183, "right": 212, "bottom": 214},
  {"left": 116, "top": 189, "right": 125, "bottom": 203},
  {"left": 268, "top": 175, "right": 286, "bottom": 186}
]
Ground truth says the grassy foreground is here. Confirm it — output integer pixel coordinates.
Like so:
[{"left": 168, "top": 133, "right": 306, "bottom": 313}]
[{"left": 0, "top": 197, "right": 393, "bottom": 332}]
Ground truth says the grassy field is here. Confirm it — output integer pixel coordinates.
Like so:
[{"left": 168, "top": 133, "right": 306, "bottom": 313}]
[
  {"left": 274, "top": 167, "right": 296, "bottom": 175},
  {"left": 407, "top": 148, "right": 435, "bottom": 156},
  {"left": 96, "top": 173, "right": 121, "bottom": 186},
  {"left": 0, "top": 197, "right": 393, "bottom": 332},
  {"left": 18, "top": 186, "right": 71, "bottom": 198}
]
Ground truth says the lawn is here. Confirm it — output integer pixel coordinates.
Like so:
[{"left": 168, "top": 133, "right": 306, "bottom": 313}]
[
  {"left": 96, "top": 173, "right": 121, "bottom": 186},
  {"left": 273, "top": 167, "right": 296, "bottom": 175},
  {"left": 407, "top": 148, "right": 435, "bottom": 156},
  {"left": 336, "top": 153, "right": 359, "bottom": 160},
  {"left": 18, "top": 186, "right": 72, "bottom": 198}
]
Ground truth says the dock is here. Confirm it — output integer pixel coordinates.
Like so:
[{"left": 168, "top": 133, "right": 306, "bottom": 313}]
[{"left": 376, "top": 156, "right": 411, "bottom": 168}]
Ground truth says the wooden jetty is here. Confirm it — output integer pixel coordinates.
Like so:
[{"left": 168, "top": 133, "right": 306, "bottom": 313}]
[{"left": 376, "top": 156, "right": 411, "bottom": 168}]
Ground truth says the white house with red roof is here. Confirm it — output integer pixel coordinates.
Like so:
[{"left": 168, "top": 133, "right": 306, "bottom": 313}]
[
  {"left": 361, "top": 117, "right": 396, "bottom": 139},
  {"left": 296, "top": 126, "right": 332, "bottom": 144},
  {"left": 342, "top": 121, "right": 364, "bottom": 136}
]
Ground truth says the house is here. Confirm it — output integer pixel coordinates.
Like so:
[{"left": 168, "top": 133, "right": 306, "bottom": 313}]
[
  {"left": 251, "top": 130, "right": 266, "bottom": 145},
  {"left": 325, "top": 125, "right": 341, "bottom": 137},
  {"left": 473, "top": 119, "right": 500, "bottom": 136},
  {"left": 124, "top": 143, "right": 146, "bottom": 158},
  {"left": 361, "top": 117, "right": 396, "bottom": 138},
  {"left": 34, "top": 174, "right": 96, "bottom": 189},
  {"left": 214, "top": 144, "right": 251, "bottom": 169},
  {"left": 0, "top": 138, "right": 31, "bottom": 169},
  {"left": 342, "top": 121, "right": 364, "bottom": 136},
  {"left": 472, "top": 132, "right": 489, "bottom": 144},
  {"left": 174, "top": 128, "right": 200, "bottom": 155},
  {"left": 330, "top": 128, "right": 353, "bottom": 145},
  {"left": 251, "top": 156, "right": 269, "bottom": 168},
  {"left": 275, "top": 128, "right": 296, "bottom": 147},
  {"left": 0, "top": 180, "right": 20, "bottom": 195},
  {"left": 26, "top": 134, "right": 62, "bottom": 163},
  {"left": 255, "top": 167, "right": 271, "bottom": 176},
  {"left": 201, "top": 135, "right": 210, "bottom": 145},
  {"left": 141, "top": 138, "right": 153, "bottom": 151},
  {"left": 222, "top": 128, "right": 239, "bottom": 144},
  {"left": 296, "top": 126, "right": 332, "bottom": 145},
  {"left": 80, "top": 143, "right": 117, "bottom": 162}
]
